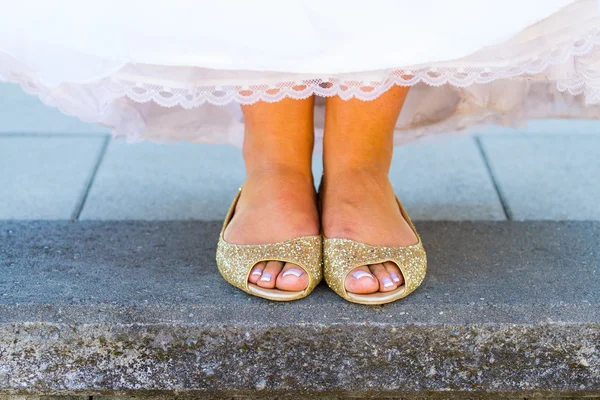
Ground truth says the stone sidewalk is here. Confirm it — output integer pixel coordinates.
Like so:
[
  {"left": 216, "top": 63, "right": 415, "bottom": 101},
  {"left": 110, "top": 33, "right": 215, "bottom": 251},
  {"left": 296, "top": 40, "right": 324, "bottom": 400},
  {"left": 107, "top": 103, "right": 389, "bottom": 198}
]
[{"left": 1, "top": 82, "right": 599, "bottom": 399}]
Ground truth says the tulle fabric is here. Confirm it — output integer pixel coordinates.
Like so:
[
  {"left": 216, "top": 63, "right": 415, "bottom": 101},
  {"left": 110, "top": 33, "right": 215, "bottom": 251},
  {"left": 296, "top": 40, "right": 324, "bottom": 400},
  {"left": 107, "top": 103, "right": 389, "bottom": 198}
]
[{"left": 1, "top": 0, "right": 599, "bottom": 147}]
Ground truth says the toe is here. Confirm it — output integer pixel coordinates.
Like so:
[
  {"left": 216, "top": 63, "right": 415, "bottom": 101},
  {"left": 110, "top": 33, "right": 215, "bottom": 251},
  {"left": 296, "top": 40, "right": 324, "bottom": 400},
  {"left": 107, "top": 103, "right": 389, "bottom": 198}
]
[
  {"left": 248, "top": 261, "right": 266, "bottom": 284},
  {"left": 344, "top": 265, "right": 379, "bottom": 294},
  {"left": 383, "top": 261, "right": 404, "bottom": 286},
  {"left": 369, "top": 263, "right": 398, "bottom": 292},
  {"left": 256, "top": 260, "right": 283, "bottom": 289},
  {"left": 276, "top": 263, "right": 309, "bottom": 291}
]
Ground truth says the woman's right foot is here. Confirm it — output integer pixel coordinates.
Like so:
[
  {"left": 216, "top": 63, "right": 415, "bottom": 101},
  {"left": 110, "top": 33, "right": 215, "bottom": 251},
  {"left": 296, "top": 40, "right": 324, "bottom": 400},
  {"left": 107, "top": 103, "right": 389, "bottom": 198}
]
[{"left": 223, "top": 167, "right": 320, "bottom": 292}]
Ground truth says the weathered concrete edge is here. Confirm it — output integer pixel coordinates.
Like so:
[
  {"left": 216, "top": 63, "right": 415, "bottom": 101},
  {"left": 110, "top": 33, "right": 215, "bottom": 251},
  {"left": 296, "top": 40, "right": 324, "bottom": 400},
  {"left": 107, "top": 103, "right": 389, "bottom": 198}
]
[
  {"left": 1, "top": 322, "right": 598, "bottom": 397},
  {"left": 0, "top": 395, "right": 598, "bottom": 400}
]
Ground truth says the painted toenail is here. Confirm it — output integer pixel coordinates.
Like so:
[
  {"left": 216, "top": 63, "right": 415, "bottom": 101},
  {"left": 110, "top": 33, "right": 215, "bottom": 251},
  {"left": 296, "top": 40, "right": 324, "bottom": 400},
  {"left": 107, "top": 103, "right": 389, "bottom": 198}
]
[
  {"left": 251, "top": 269, "right": 262, "bottom": 276},
  {"left": 382, "top": 277, "right": 394, "bottom": 288},
  {"left": 390, "top": 272, "right": 401, "bottom": 283},
  {"left": 260, "top": 273, "right": 272, "bottom": 282},
  {"left": 282, "top": 269, "right": 302, "bottom": 278},
  {"left": 351, "top": 271, "right": 376, "bottom": 280}
]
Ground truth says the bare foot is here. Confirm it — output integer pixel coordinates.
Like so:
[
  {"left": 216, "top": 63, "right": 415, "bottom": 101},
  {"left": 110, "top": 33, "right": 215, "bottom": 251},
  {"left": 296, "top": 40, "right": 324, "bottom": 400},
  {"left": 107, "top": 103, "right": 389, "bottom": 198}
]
[
  {"left": 320, "top": 170, "right": 417, "bottom": 294},
  {"left": 224, "top": 167, "right": 320, "bottom": 291}
]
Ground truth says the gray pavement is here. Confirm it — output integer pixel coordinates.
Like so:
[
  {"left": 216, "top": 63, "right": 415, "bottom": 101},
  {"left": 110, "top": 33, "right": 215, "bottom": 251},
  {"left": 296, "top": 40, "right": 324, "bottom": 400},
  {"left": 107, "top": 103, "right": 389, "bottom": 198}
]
[
  {"left": 480, "top": 134, "right": 600, "bottom": 220},
  {"left": 80, "top": 140, "right": 246, "bottom": 220},
  {"left": 0, "top": 135, "right": 106, "bottom": 219},
  {"left": 391, "top": 137, "right": 506, "bottom": 220},
  {"left": 2, "top": 82, "right": 599, "bottom": 222}
]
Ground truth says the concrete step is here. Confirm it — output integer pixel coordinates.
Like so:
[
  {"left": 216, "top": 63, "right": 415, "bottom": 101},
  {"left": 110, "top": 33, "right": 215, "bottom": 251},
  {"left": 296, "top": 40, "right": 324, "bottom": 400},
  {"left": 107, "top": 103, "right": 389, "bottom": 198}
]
[{"left": 0, "top": 221, "right": 599, "bottom": 398}]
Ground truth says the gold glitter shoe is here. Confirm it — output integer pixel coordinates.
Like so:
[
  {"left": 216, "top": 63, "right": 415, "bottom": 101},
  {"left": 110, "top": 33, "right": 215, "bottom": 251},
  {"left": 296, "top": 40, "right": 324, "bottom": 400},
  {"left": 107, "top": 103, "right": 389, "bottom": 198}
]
[
  {"left": 323, "top": 196, "right": 427, "bottom": 305},
  {"left": 216, "top": 187, "right": 323, "bottom": 301}
]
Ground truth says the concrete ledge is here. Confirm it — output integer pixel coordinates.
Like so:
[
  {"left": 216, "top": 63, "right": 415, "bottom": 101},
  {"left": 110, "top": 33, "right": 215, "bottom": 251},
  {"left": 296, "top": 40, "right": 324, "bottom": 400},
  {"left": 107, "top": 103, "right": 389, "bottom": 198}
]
[{"left": 0, "top": 221, "right": 598, "bottom": 398}]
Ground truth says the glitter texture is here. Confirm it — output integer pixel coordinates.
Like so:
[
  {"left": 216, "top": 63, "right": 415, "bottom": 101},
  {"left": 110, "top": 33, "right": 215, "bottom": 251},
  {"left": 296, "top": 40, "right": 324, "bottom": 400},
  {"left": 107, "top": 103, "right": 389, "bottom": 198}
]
[
  {"left": 323, "top": 197, "right": 427, "bottom": 304},
  {"left": 216, "top": 188, "right": 323, "bottom": 300}
]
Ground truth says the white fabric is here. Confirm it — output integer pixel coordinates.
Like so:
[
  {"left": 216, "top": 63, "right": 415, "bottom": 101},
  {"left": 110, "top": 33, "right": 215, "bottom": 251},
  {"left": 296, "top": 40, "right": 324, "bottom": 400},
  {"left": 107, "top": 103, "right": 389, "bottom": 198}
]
[{"left": 1, "top": 0, "right": 599, "bottom": 147}]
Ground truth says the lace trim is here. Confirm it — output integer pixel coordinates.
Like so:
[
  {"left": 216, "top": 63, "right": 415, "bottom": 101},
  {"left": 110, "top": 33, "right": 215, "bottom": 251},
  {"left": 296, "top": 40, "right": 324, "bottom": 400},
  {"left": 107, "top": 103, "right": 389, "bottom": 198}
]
[
  {"left": 556, "top": 45, "right": 600, "bottom": 104},
  {"left": 3, "top": 27, "right": 600, "bottom": 109},
  {"left": 105, "top": 26, "right": 600, "bottom": 107}
]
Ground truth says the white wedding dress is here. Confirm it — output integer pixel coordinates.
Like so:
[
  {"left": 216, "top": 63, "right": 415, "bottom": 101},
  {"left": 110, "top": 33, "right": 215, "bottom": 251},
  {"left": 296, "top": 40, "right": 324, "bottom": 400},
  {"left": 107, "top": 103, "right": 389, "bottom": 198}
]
[{"left": 1, "top": 0, "right": 599, "bottom": 146}]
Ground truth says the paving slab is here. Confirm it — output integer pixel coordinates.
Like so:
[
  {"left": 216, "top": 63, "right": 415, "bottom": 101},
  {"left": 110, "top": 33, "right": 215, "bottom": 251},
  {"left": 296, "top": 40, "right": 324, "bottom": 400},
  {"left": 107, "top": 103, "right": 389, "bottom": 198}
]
[
  {"left": 0, "top": 135, "right": 106, "bottom": 220},
  {"left": 81, "top": 137, "right": 503, "bottom": 221},
  {"left": 77, "top": 140, "right": 330, "bottom": 220},
  {"left": 80, "top": 141, "right": 250, "bottom": 220},
  {"left": 480, "top": 134, "right": 600, "bottom": 220},
  {"left": 0, "top": 83, "right": 108, "bottom": 134},
  {"left": 0, "top": 220, "right": 598, "bottom": 397},
  {"left": 80, "top": 140, "right": 326, "bottom": 221},
  {"left": 390, "top": 137, "right": 506, "bottom": 220},
  {"left": 480, "top": 118, "right": 600, "bottom": 135}
]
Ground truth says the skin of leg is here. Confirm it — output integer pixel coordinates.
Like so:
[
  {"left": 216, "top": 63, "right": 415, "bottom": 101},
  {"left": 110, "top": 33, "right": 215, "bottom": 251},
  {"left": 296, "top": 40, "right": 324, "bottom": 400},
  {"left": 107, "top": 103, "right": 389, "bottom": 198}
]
[
  {"left": 224, "top": 96, "right": 318, "bottom": 291},
  {"left": 321, "top": 85, "right": 416, "bottom": 294}
]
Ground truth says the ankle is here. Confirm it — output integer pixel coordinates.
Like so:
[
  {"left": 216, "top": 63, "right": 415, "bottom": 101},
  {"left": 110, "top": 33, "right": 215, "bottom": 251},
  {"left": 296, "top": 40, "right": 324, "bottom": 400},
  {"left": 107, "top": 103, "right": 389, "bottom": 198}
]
[
  {"left": 243, "top": 132, "right": 314, "bottom": 179},
  {"left": 323, "top": 167, "right": 390, "bottom": 189},
  {"left": 246, "top": 163, "right": 314, "bottom": 185},
  {"left": 323, "top": 147, "right": 392, "bottom": 180}
]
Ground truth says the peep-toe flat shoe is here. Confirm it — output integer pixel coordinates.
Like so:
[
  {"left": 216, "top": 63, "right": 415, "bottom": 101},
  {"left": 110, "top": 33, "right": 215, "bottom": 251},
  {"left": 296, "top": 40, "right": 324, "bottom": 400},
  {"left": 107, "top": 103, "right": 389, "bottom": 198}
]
[
  {"left": 216, "top": 187, "right": 323, "bottom": 301},
  {"left": 323, "top": 196, "right": 427, "bottom": 305}
]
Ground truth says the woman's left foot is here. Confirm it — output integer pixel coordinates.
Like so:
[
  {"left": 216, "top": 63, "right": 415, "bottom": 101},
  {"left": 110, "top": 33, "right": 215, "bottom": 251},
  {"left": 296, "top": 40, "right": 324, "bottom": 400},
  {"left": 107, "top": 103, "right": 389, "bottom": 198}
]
[{"left": 320, "top": 170, "right": 418, "bottom": 294}]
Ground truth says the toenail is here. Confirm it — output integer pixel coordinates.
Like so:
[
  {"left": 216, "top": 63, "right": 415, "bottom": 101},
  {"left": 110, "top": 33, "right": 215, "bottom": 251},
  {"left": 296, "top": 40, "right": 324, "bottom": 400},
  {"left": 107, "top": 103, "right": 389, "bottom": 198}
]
[
  {"left": 382, "top": 277, "right": 394, "bottom": 288},
  {"left": 260, "top": 273, "right": 272, "bottom": 282},
  {"left": 281, "top": 269, "right": 302, "bottom": 278},
  {"left": 390, "top": 272, "right": 401, "bottom": 283},
  {"left": 251, "top": 269, "right": 262, "bottom": 276},
  {"left": 351, "top": 271, "right": 376, "bottom": 280}
]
